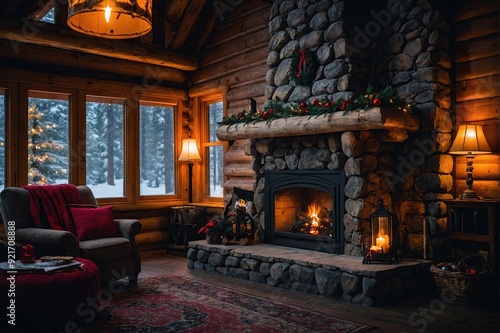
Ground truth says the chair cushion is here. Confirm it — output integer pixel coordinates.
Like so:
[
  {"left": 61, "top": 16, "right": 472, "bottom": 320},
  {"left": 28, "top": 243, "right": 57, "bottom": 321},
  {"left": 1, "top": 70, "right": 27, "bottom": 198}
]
[
  {"left": 70, "top": 205, "right": 119, "bottom": 241},
  {"left": 78, "top": 237, "right": 131, "bottom": 263}
]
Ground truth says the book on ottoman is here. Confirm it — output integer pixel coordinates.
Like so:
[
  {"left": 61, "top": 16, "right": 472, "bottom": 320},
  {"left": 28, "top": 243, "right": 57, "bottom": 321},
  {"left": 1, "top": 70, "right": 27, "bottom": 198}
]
[{"left": 0, "top": 258, "right": 82, "bottom": 274}]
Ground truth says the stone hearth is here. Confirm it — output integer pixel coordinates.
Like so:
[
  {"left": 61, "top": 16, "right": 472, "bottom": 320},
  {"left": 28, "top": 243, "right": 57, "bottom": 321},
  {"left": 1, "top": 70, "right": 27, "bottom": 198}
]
[{"left": 188, "top": 241, "right": 432, "bottom": 306}]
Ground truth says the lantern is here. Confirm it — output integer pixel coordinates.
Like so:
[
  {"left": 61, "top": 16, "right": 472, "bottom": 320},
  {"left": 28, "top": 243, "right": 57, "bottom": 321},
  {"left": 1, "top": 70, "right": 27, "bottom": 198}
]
[
  {"left": 233, "top": 198, "right": 255, "bottom": 245},
  {"left": 363, "top": 198, "right": 395, "bottom": 264}
]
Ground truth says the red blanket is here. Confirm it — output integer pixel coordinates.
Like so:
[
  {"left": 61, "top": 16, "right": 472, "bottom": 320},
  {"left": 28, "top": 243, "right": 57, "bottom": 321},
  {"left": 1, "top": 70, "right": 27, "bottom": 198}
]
[{"left": 23, "top": 184, "right": 83, "bottom": 232}]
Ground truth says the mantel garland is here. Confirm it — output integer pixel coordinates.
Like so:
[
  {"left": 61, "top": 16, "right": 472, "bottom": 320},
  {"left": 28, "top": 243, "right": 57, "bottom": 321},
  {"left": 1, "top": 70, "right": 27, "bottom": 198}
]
[{"left": 219, "top": 85, "right": 415, "bottom": 126}]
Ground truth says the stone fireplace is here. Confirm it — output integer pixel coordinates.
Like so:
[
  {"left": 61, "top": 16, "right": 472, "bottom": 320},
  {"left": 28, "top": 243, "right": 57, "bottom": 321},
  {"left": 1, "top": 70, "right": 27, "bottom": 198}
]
[
  {"left": 242, "top": 118, "right": 419, "bottom": 257},
  {"left": 189, "top": 0, "right": 457, "bottom": 306},
  {"left": 216, "top": 0, "right": 454, "bottom": 260},
  {"left": 264, "top": 169, "right": 345, "bottom": 253}
]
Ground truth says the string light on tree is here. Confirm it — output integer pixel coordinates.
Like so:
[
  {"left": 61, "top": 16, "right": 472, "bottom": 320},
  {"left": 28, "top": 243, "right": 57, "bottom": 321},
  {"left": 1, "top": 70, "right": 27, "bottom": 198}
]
[{"left": 27, "top": 101, "right": 66, "bottom": 185}]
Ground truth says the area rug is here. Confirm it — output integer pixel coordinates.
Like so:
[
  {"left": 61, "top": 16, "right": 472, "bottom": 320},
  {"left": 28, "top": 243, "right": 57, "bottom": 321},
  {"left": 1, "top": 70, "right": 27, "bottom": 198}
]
[{"left": 88, "top": 274, "right": 374, "bottom": 333}]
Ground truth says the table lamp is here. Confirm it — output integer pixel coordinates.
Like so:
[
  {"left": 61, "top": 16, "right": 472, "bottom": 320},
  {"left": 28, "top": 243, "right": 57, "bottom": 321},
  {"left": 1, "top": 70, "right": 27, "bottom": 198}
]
[{"left": 449, "top": 124, "right": 491, "bottom": 199}]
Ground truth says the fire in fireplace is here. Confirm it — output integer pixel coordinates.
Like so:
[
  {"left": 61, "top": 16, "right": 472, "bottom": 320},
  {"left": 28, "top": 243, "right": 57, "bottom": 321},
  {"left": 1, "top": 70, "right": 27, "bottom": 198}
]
[{"left": 264, "top": 170, "right": 345, "bottom": 253}]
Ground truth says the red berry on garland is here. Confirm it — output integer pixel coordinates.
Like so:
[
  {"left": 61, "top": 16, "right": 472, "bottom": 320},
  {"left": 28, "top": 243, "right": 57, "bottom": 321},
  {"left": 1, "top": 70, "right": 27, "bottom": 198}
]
[
  {"left": 373, "top": 97, "right": 381, "bottom": 106},
  {"left": 261, "top": 111, "right": 268, "bottom": 119},
  {"left": 269, "top": 108, "right": 274, "bottom": 116},
  {"left": 312, "top": 99, "right": 319, "bottom": 106},
  {"left": 300, "top": 101, "right": 307, "bottom": 108}
]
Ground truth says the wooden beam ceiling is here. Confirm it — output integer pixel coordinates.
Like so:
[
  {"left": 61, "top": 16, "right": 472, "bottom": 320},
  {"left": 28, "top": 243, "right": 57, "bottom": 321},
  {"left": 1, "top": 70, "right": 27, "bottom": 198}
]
[
  {"left": 0, "top": 0, "right": 270, "bottom": 73},
  {"left": 0, "top": 17, "right": 199, "bottom": 71},
  {"left": 168, "top": 0, "right": 207, "bottom": 51}
]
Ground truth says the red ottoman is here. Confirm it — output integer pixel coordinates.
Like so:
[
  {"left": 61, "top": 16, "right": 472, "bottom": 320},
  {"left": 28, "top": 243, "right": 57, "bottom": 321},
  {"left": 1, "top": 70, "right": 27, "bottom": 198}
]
[{"left": 0, "top": 258, "right": 100, "bottom": 331}]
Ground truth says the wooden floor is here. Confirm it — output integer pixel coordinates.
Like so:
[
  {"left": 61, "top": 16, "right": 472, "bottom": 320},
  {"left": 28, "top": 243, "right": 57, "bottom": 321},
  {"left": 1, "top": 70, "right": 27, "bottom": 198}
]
[{"left": 139, "top": 250, "right": 499, "bottom": 333}]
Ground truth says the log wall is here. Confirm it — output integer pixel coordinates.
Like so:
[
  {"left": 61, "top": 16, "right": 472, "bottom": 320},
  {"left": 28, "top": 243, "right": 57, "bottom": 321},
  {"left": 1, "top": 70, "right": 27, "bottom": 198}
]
[
  {"left": 189, "top": 2, "right": 271, "bottom": 201},
  {"left": 113, "top": 206, "right": 223, "bottom": 252},
  {"left": 454, "top": 1, "right": 500, "bottom": 199}
]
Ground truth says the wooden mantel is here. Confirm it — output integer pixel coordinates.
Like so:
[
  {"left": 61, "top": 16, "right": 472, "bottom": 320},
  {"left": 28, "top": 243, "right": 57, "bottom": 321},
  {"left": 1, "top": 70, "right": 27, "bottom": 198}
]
[{"left": 216, "top": 108, "right": 419, "bottom": 142}]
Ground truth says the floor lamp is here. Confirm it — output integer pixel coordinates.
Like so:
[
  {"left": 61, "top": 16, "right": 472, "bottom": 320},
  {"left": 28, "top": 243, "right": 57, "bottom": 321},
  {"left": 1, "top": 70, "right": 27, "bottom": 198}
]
[
  {"left": 179, "top": 138, "right": 201, "bottom": 203},
  {"left": 449, "top": 124, "right": 491, "bottom": 200}
]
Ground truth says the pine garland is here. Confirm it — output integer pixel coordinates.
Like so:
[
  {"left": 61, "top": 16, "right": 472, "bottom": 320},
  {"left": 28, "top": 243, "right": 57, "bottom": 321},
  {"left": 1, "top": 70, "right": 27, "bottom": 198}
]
[{"left": 219, "top": 85, "right": 415, "bottom": 126}]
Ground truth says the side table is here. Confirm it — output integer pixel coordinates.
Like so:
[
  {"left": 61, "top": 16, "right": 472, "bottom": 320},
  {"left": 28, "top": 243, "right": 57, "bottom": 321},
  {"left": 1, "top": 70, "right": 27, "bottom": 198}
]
[
  {"left": 167, "top": 206, "right": 199, "bottom": 252},
  {"left": 444, "top": 199, "right": 499, "bottom": 275}
]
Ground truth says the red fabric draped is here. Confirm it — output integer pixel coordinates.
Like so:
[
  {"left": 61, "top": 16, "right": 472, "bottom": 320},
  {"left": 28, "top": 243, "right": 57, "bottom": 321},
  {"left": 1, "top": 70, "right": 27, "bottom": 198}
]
[{"left": 23, "top": 184, "right": 83, "bottom": 232}]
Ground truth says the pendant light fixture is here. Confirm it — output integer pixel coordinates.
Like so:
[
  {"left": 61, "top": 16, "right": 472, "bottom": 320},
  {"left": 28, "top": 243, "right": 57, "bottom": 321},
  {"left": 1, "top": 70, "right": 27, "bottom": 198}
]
[{"left": 67, "top": 0, "right": 152, "bottom": 39}]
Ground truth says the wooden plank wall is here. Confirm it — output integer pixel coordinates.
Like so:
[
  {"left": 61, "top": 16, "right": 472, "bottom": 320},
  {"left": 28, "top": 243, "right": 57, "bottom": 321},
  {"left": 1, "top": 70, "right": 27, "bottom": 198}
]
[
  {"left": 454, "top": 1, "right": 500, "bottom": 199},
  {"left": 189, "top": 2, "right": 271, "bottom": 201}
]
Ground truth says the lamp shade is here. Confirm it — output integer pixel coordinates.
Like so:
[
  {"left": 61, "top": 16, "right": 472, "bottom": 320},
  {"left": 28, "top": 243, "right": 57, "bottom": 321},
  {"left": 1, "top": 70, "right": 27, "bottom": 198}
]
[
  {"left": 449, "top": 124, "right": 492, "bottom": 155},
  {"left": 178, "top": 139, "right": 202, "bottom": 162},
  {"left": 67, "top": 0, "right": 152, "bottom": 39}
]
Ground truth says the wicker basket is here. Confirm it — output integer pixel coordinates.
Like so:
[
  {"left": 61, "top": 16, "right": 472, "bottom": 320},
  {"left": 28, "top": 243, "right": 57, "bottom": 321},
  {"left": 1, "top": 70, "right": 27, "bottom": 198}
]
[{"left": 430, "top": 261, "right": 491, "bottom": 305}]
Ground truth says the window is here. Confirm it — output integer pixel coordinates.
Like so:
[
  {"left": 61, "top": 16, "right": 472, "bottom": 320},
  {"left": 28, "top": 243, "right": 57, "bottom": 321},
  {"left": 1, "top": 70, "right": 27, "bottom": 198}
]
[
  {"left": 86, "top": 96, "right": 125, "bottom": 198},
  {"left": 0, "top": 89, "right": 5, "bottom": 190},
  {"left": 40, "top": 7, "right": 55, "bottom": 23},
  {"left": 31, "top": 2, "right": 55, "bottom": 24},
  {"left": 203, "top": 98, "right": 224, "bottom": 198},
  {"left": 139, "top": 101, "right": 175, "bottom": 196},
  {"left": 1, "top": 79, "right": 184, "bottom": 206},
  {"left": 27, "top": 91, "right": 69, "bottom": 185}
]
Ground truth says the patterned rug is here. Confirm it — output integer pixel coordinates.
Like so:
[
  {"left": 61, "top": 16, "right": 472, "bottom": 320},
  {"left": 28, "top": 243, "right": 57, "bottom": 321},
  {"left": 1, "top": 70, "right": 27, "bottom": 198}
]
[{"left": 86, "top": 274, "right": 374, "bottom": 333}]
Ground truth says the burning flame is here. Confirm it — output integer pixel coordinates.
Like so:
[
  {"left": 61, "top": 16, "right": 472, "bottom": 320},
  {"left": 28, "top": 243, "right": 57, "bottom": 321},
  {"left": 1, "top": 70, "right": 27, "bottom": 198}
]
[{"left": 308, "top": 202, "right": 320, "bottom": 234}]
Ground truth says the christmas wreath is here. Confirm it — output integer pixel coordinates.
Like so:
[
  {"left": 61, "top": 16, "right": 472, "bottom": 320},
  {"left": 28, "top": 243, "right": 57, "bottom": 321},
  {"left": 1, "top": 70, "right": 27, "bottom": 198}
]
[{"left": 288, "top": 49, "right": 318, "bottom": 86}]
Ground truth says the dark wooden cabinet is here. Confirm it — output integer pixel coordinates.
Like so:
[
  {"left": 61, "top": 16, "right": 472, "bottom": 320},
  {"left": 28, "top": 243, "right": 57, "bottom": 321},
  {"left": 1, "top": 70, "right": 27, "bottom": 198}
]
[{"left": 444, "top": 199, "right": 499, "bottom": 274}]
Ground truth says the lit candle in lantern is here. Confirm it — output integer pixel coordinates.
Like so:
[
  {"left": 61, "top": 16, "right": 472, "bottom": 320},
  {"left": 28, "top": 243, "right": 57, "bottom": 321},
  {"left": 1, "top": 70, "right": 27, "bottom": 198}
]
[
  {"left": 370, "top": 245, "right": 383, "bottom": 254},
  {"left": 375, "top": 236, "right": 386, "bottom": 252},
  {"left": 376, "top": 235, "right": 390, "bottom": 254}
]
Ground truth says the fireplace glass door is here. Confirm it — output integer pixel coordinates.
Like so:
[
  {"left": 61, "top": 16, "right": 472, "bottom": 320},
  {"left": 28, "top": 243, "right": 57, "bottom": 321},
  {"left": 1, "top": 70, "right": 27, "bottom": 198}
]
[
  {"left": 264, "top": 170, "right": 345, "bottom": 253},
  {"left": 274, "top": 188, "right": 333, "bottom": 236}
]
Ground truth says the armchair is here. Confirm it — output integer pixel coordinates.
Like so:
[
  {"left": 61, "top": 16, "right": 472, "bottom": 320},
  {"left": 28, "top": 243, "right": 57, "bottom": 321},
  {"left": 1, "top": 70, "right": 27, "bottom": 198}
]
[{"left": 0, "top": 185, "right": 142, "bottom": 287}]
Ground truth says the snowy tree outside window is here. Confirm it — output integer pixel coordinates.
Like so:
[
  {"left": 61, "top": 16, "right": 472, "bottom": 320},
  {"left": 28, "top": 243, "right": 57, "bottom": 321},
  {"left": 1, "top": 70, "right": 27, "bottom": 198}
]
[
  {"left": 86, "top": 96, "right": 124, "bottom": 198},
  {"left": 207, "top": 101, "right": 223, "bottom": 197},
  {"left": 139, "top": 102, "right": 175, "bottom": 195}
]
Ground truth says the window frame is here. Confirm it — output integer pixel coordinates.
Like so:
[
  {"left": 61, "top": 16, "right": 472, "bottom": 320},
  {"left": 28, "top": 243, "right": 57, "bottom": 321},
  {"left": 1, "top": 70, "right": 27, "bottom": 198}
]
[
  {"left": 0, "top": 82, "right": 18, "bottom": 191},
  {"left": 137, "top": 97, "right": 182, "bottom": 202},
  {"left": 199, "top": 93, "right": 225, "bottom": 204},
  {"left": 83, "top": 93, "right": 128, "bottom": 202},
  {"left": 19, "top": 84, "right": 77, "bottom": 186}
]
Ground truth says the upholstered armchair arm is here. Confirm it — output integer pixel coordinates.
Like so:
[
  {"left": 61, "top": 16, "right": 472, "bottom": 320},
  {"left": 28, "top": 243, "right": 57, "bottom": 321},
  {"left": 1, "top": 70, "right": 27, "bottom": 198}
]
[
  {"left": 15, "top": 228, "right": 80, "bottom": 256},
  {"left": 114, "top": 219, "right": 142, "bottom": 240},
  {"left": 114, "top": 219, "right": 142, "bottom": 277}
]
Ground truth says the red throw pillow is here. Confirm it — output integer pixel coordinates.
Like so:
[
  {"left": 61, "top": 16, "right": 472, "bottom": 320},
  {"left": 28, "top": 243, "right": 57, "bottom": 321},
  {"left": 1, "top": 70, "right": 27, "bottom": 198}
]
[{"left": 70, "top": 205, "right": 119, "bottom": 241}]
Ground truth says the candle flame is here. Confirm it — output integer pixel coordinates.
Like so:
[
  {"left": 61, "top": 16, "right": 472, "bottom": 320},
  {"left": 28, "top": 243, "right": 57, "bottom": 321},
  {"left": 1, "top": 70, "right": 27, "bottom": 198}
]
[{"left": 104, "top": 5, "right": 112, "bottom": 23}]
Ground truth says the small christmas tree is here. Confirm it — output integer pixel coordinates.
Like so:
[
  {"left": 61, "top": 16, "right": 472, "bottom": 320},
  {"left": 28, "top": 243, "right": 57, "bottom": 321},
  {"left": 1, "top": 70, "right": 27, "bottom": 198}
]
[{"left": 27, "top": 101, "right": 66, "bottom": 185}]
